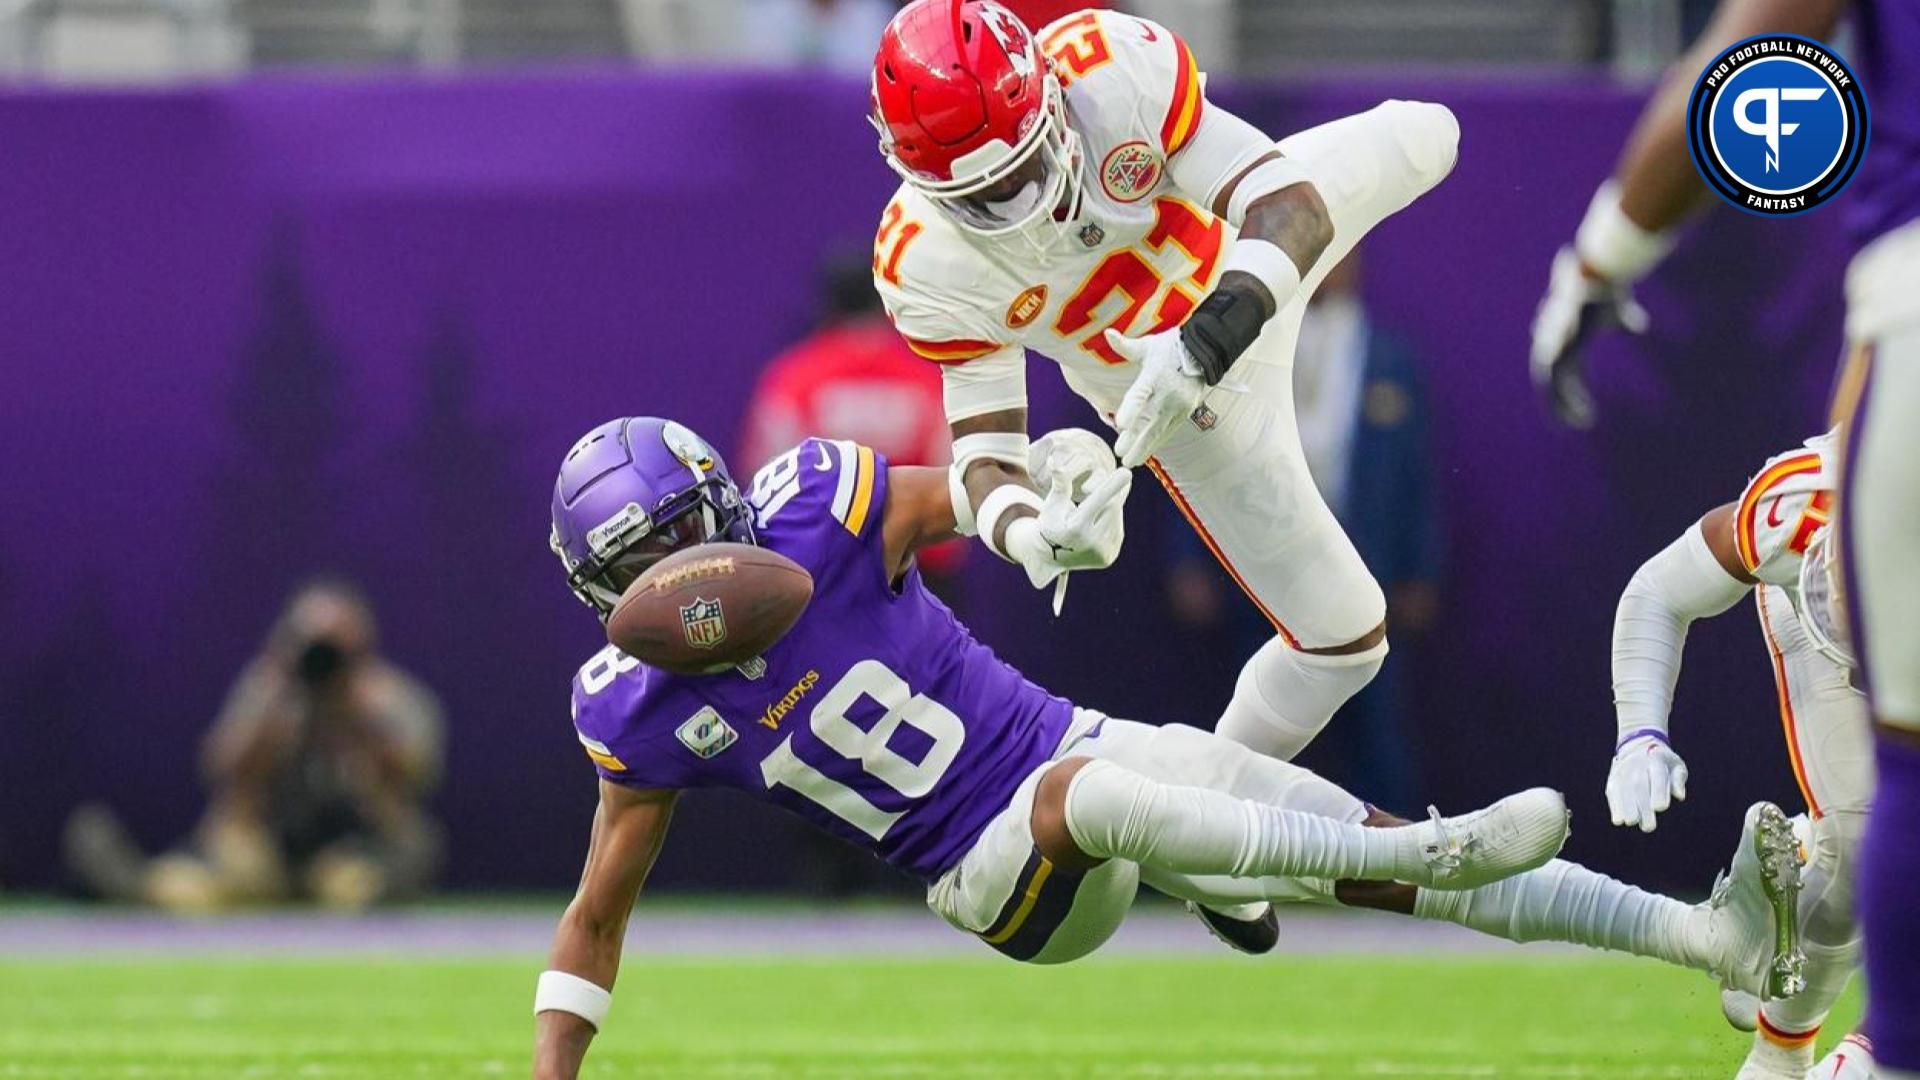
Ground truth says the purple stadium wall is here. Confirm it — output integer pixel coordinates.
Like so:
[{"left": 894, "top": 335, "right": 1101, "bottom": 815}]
[{"left": 0, "top": 71, "right": 1842, "bottom": 892}]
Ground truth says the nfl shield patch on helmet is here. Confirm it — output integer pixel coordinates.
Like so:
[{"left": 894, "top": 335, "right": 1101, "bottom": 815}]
[
  {"left": 680, "top": 597, "right": 727, "bottom": 649},
  {"left": 675, "top": 707, "right": 737, "bottom": 759}
]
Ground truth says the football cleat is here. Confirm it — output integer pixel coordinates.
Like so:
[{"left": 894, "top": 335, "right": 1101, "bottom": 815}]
[
  {"left": 1406, "top": 787, "right": 1570, "bottom": 890},
  {"left": 1187, "top": 900, "right": 1278, "bottom": 955},
  {"left": 1705, "top": 802, "right": 1806, "bottom": 1000}
]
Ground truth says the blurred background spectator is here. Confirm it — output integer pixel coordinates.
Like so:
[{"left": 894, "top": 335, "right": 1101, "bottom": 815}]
[
  {"left": 1165, "top": 251, "right": 1440, "bottom": 814},
  {"left": 64, "top": 580, "right": 444, "bottom": 912},
  {"left": 739, "top": 254, "right": 969, "bottom": 605}
]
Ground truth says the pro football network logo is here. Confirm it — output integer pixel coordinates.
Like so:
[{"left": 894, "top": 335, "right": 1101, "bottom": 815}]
[
  {"left": 679, "top": 597, "right": 727, "bottom": 649},
  {"left": 1100, "top": 141, "right": 1162, "bottom": 203},
  {"left": 1686, "top": 34, "right": 1868, "bottom": 216}
]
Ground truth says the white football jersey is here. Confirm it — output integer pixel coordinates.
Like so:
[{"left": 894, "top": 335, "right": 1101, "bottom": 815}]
[
  {"left": 1734, "top": 430, "right": 1839, "bottom": 590},
  {"left": 873, "top": 9, "right": 1235, "bottom": 415}
]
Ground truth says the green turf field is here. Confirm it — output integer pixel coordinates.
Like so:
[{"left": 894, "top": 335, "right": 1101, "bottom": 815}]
[{"left": 0, "top": 953, "right": 1864, "bottom": 1078}]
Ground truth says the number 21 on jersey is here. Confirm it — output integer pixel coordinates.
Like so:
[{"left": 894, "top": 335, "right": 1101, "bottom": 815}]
[{"left": 1057, "top": 197, "right": 1222, "bottom": 365}]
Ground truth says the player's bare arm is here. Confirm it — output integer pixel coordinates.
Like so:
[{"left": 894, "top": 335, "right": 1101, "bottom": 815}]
[
  {"left": 880, "top": 464, "right": 961, "bottom": 582},
  {"left": 949, "top": 408, "right": 1039, "bottom": 555},
  {"left": 533, "top": 781, "right": 677, "bottom": 1080},
  {"left": 1210, "top": 151, "right": 1335, "bottom": 321},
  {"left": 1531, "top": 0, "right": 1847, "bottom": 427}
]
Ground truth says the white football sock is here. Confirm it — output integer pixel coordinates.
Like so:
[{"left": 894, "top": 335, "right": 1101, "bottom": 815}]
[
  {"left": 1412, "top": 858, "right": 1712, "bottom": 969},
  {"left": 1742, "top": 1022, "right": 1817, "bottom": 1076},
  {"left": 1215, "top": 635, "right": 1387, "bottom": 760},
  {"left": 1759, "top": 938, "right": 1857, "bottom": 1038},
  {"left": 1063, "top": 759, "right": 1421, "bottom": 882}
]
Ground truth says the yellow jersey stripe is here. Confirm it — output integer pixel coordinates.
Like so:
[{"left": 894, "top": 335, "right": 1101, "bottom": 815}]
[{"left": 843, "top": 445, "right": 877, "bottom": 536}]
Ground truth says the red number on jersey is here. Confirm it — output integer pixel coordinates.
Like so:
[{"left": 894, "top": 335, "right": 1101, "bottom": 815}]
[
  {"left": 1787, "top": 491, "right": 1835, "bottom": 555},
  {"left": 873, "top": 202, "right": 923, "bottom": 288},
  {"left": 1039, "top": 12, "right": 1113, "bottom": 86},
  {"left": 1053, "top": 198, "right": 1224, "bottom": 365}
]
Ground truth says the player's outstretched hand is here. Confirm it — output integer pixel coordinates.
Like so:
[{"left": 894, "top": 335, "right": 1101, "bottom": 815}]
[
  {"left": 1605, "top": 732, "right": 1689, "bottom": 833},
  {"left": 1529, "top": 246, "right": 1650, "bottom": 430},
  {"left": 1107, "top": 327, "right": 1206, "bottom": 468},
  {"left": 1033, "top": 466, "right": 1132, "bottom": 579}
]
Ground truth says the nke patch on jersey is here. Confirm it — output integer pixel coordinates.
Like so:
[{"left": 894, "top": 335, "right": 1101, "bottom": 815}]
[
  {"left": 567, "top": 438, "right": 1074, "bottom": 881},
  {"left": 1734, "top": 430, "right": 1839, "bottom": 589},
  {"left": 873, "top": 9, "right": 1235, "bottom": 414}
]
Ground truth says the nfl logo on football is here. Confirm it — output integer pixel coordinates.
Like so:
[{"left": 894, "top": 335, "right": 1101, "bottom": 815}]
[{"left": 679, "top": 597, "right": 727, "bottom": 649}]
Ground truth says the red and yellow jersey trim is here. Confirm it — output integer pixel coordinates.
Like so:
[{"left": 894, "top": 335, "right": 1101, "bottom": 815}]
[
  {"left": 1159, "top": 34, "right": 1204, "bottom": 155},
  {"left": 1735, "top": 452, "right": 1822, "bottom": 572},
  {"left": 902, "top": 336, "right": 1002, "bottom": 364}
]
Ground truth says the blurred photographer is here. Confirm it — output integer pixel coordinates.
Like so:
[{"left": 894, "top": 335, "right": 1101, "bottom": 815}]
[{"left": 66, "top": 579, "right": 444, "bottom": 912}]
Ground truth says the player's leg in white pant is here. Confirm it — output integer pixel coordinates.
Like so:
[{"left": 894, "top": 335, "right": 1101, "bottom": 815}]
[
  {"left": 926, "top": 751, "right": 1141, "bottom": 966},
  {"left": 1072, "top": 719, "right": 1805, "bottom": 996},
  {"left": 1736, "top": 590, "right": 1874, "bottom": 1076},
  {"left": 1139, "top": 101, "right": 1460, "bottom": 762},
  {"left": 1151, "top": 349, "right": 1387, "bottom": 761},
  {"left": 1068, "top": 718, "right": 1735, "bottom": 974}
]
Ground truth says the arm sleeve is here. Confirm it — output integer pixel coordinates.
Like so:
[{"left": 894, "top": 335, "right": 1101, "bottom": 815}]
[
  {"left": 939, "top": 347, "right": 1028, "bottom": 423},
  {"left": 1165, "top": 102, "right": 1279, "bottom": 214},
  {"left": 1610, "top": 523, "right": 1754, "bottom": 738}
]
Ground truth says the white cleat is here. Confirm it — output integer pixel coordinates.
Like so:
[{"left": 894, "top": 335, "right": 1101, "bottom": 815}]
[
  {"left": 1809, "top": 1033, "right": 1875, "bottom": 1079},
  {"left": 1705, "top": 802, "right": 1807, "bottom": 1001},
  {"left": 1406, "top": 787, "right": 1569, "bottom": 890}
]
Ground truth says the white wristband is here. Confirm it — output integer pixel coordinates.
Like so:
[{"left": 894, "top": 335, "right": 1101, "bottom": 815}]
[
  {"left": 948, "top": 463, "right": 978, "bottom": 537},
  {"left": 1574, "top": 180, "right": 1675, "bottom": 285},
  {"left": 1223, "top": 237, "right": 1303, "bottom": 313},
  {"left": 950, "top": 431, "right": 1032, "bottom": 539},
  {"left": 977, "top": 484, "right": 1044, "bottom": 563},
  {"left": 534, "top": 970, "right": 612, "bottom": 1031}
]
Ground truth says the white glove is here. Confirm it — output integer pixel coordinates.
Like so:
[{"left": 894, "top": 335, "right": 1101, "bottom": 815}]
[
  {"left": 1004, "top": 466, "right": 1133, "bottom": 590},
  {"left": 1106, "top": 327, "right": 1207, "bottom": 468},
  {"left": 1605, "top": 732, "right": 1689, "bottom": 833},
  {"left": 1530, "top": 246, "right": 1650, "bottom": 431},
  {"left": 1030, "top": 428, "right": 1118, "bottom": 501}
]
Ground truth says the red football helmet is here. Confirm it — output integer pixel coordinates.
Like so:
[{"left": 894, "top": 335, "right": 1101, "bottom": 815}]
[{"left": 871, "top": 0, "right": 1084, "bottom": 244}]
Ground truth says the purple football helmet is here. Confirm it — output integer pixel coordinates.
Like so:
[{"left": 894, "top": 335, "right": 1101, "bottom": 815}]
[{"left": 549, "top": 417, "right": 755, "bottom": 617}]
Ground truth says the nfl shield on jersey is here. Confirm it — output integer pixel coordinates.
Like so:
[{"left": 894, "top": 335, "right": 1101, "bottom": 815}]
[
  {"left": 568, "top": 438, "right": 1074, "bottom": 880},
  {"left": 873, "top": 9, "right": 1231, "bottom": 414}
]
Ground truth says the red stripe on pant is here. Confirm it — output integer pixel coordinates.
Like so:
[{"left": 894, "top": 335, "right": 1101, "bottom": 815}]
[{"left": 1147, "top": 458, "right": 1300, "bottom": 649}]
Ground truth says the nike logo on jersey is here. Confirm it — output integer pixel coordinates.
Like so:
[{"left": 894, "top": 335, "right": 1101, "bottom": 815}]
[
  {"left": 1139, "top": 23, "right": 1158, "bottom": 42},
  {"left": 813, "top": 442, "right": 834, "bottom": 471},
  {"left": 1766, "top": 495, "right": 1787, "bottom": 528}
]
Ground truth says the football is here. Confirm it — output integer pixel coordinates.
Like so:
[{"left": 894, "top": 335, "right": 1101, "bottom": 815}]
[{"left": 607, "top": 542, "right": 813, "bottom": 674}]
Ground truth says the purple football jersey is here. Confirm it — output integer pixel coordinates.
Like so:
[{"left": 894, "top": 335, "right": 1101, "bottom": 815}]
[
  {"left": 1847, "top": 0, "right": 1920, "bottom": 245},
  {"left": 570, "top": 438, "right": 1074, "bottom": 880}
]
